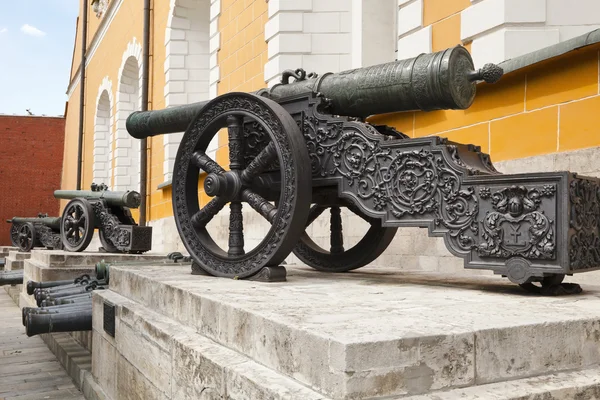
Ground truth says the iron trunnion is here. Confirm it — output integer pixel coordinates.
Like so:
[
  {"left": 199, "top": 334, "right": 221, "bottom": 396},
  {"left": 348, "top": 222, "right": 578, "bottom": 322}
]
[
  {"left": 53, "top": 184, "right": 152, "bottom": 253},
  {"left": 126, "top": 45, "right": 600, "bottom": 288}
]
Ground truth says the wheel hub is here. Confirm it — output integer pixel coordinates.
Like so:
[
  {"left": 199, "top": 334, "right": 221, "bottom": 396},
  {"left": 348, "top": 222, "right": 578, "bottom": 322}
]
[{"left": 204, "top": 171, "right": 242, "bottom": 200}]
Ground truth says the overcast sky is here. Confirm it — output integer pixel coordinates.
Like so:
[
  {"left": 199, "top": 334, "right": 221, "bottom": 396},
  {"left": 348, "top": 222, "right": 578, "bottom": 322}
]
[{"left": 0, "top": 0, "right": 78, "bottom": 116}]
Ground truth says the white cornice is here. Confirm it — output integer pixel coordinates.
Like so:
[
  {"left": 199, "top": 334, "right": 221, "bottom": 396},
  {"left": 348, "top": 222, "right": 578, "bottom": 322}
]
[{"left": 66, "top": 0, "right": 124, "bottom": 98}]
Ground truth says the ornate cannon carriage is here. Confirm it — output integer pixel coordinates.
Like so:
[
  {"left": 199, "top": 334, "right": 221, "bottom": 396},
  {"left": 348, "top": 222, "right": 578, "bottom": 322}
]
[
  {"left": 54, "top": 183, "right": 152, "bottom": 253},
  {"left": 7, "top": 214, "right": 63, "bottom": 252},
  {"left": 126, "top": 46, "right": 600, "bottom": 291}
]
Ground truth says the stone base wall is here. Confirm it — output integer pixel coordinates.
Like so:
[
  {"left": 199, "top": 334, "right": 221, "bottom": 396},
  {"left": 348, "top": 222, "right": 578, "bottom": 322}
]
[{"left": 148, "top": 147, "right": 600, "bottom": 274}]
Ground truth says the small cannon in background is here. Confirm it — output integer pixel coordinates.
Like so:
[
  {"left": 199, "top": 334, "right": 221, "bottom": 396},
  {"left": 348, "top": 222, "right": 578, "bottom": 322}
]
[
  {"left": 6, "top": 213, "right": 63, "bottom": 252},
  {"left": 0, "top": 269, "right": 24, "bottom": 286},
  {"left": 127, "top": 45, "right": 600, "bottom": 293},
  {"left": 54, "top": 183, "right": 152, "bottom": 253}
]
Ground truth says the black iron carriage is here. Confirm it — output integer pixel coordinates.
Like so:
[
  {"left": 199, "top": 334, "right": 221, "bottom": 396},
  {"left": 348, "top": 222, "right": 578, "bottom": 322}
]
[
  {"left": 7, "top": 214, "right": 63, "bottom": 252},
  {"left": 126, "top": 46, "right": 600, "bottom": 291},
  {"left": 54, "top": 183, "right": 152, "bottom": 253}
]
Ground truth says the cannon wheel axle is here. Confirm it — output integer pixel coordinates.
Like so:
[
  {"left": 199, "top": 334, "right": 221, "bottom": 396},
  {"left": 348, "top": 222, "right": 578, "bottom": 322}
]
[{"left": 173, "top": 92, "right": 311, "bottom": 279}]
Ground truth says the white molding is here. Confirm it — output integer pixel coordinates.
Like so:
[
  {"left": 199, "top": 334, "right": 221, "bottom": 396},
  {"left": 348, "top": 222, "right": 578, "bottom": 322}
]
[
  {"left": 67, "top": 0, "right": 124, "bottom": 97},
  {"left": 93, "top": 76, "right": 114, "bottom": 187},
  {"left": 114, "top": 37, "right": 143, "bottom": 191}
]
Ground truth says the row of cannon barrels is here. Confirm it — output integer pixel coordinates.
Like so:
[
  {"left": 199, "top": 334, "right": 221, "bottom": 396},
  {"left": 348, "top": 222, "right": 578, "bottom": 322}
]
[{"left": 22, "top": 273, "right": 107, "bottom": 337}]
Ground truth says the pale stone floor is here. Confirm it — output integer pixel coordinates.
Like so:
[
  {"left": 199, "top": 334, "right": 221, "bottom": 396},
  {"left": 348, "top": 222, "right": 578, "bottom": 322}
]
[{"left": 0, "top": 289, "right": 84, "bottom": 400}]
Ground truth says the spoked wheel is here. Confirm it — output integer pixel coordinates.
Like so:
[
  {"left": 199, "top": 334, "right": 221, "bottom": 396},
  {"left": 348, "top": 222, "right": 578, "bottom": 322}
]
[
  {"left": 519, "top": 274, "right": 565, "bottom": 294},
  {"left": 17, "top": 223, "right": 36, "bottom": 252},
  {"left": 61, "top": 199, "right": 95, "bottom": 252},
  {"left": 10, "top": 223, "right": 20, "bottom": 248},
  {"left": 99, "top": 230, "right": 119, "bottom": 253},
  {"left": 173, "top": 92, "right": 311, "bottom": 279},
  {"left": 293, "top": 204, "right": 397, "bottom": 272}
]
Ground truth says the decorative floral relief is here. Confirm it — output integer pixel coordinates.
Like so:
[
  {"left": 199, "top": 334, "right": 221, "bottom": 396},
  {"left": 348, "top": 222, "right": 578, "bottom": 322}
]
[
  {"left": 569, "top": 178, "right": 600, "bottom": 270},
  {"left": 477, "top": 185, "right": 556, "bottom": 259}
]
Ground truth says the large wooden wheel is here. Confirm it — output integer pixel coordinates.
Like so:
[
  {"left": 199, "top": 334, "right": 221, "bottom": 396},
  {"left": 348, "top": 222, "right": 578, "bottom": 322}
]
[
  {"left": 172, "top": 92, "right": 311, "bottom": 278},
  {"left": 61, "top": 198, "right": 95, "bottom": 252},
  {"left": 293, "top": 204, "right": 397, "bottom": 272},
  {"left": 17, "top": 223, "right": 36, "bottom": 252}
]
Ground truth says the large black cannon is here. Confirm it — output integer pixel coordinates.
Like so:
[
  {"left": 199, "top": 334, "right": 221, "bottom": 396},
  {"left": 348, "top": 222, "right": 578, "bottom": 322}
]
[
  {"left": 127, "top": 46, "right": 600, "bottom": 293},
  {"left": 6, "top": 214, "right": 63, "bottom": 252},
  {"left": 54, "top": 183, "right": 152, "bottom": 253}
]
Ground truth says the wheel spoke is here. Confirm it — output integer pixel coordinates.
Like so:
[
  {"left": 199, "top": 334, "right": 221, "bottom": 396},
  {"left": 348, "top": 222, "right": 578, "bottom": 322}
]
[
  {"left": 330, "top": 206, "right": 344, "bottom": 253},
  {"left": 228, "top": 202, "right": 245, "bottom": 256},
  {"left": 241, "top": 189, "right": 277, "bottom": 223},
  {"left": 191, "top": 197, "right": 227, "bottom": 228},
  {"left": 191, "top": 151, "right": 225, "bottom": 174},
  {"left": 75, "top": 206, "right": 82, "bottom": 219},
  {"left": 227, "top": 115, "right": 245, "bottom": 170},
  {"left": 75, "top": 228, "right": 81, "bottom": 241},
  {"left": 240, "top": 141, "right": 277, "bottom": 183},
  {"left": 77, "top": 216, "right": 86, "bottom": 226}
]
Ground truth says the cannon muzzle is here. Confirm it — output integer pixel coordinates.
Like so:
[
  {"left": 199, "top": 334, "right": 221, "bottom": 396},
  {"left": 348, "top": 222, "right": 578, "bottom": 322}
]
[
  {"left": 126, "top": 46, "right": 503, "bottom": 139},
  {"left": 53, "top": 189, "right": 141, "bottom": 208}
]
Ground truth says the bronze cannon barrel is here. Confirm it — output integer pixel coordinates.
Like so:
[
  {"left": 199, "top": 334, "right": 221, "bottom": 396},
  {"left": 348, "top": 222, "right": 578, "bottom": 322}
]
[
  {"left": 0, "top": 270, "right": 23, "bottom": 286},
  {"left": 126, "top": 46, "right": 502, "bottom": 139},
  {"left": 54, "top": 189, "right": 141, "bottom": 208},
  {"left": 25, "top": 309, "right": 92, "bottom": 337},
  {"left": 8, "top": 216, "right": 61, "bottom": 230}
]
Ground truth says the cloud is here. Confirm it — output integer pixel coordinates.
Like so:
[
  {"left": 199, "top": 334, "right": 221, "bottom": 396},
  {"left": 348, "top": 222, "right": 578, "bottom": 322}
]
[
  {"left": 0, "top": 28, "right": 7, "bottom": 34},
  {"left": 21, "top": 24, "right": 46, "bottom": 37}
]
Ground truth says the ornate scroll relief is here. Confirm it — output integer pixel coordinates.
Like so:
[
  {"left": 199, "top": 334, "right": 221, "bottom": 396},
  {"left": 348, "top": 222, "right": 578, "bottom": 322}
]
[
  {"left": 569, "top": 177, "right": 600, "bottom": 270},
  {"left": 296, "top": 100, "right": 481, "bottom": 256},
  {"left": 92, "top": 201, "right": 131, "bottom": 248},
  {"left": 36, "top": 225, "right": 62, "bottom": 249},
  {"left": 477, "top": 185, "right": 556, "bottom": 260}
]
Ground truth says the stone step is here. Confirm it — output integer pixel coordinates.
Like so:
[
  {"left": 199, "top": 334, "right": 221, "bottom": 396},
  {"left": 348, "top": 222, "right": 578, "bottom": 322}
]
[
  {"left": 403, "top": 367, "right": 600, "bottom": 399},
  {"left": 108, "top": 263, "right": 600, "bottom": 399},
  {"left": 5, "top": 251, "right": 32, "bottom": 272},
  {"left": 30, "top": 249, "right": 167, "bottom": 268},
  {"left": 92, "top": 289, "right": 329, "bottom": 400}
]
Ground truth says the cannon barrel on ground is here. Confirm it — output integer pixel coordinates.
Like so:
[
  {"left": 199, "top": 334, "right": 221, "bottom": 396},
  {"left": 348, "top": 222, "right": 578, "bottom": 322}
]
[
  {"left": 0, "top": 270, "right": 23, "bottom": 286},
  {"left": 7, "top": 216, "right": 61, "bottom": 231},
  {"left": 126, "top": 46, "right": 503, "bottom": 139},
  {"left": 25, "top": 309, "right": 92, "bottom": 337},
  {"left": 53, "top": 189, "right": 142, "bottom": 209}
]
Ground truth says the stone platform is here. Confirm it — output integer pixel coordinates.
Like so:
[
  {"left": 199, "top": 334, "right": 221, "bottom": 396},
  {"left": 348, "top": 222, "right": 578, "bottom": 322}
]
[
  {"left": 89, "top": 264, "right": 600, "bottom": 399},
  {"left": 18, "top": 250, "right": 170, "bottom": 354},
  {"left": 0, "top": 246, "right": 17, "bottom": 265},
  {"left": 4, "top": 250, "right": 31, "bottom": 271}
]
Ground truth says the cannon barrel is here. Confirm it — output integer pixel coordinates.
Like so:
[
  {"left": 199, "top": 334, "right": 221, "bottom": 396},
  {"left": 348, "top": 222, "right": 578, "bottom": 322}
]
[
  {"left": 0, "top": 270, "right": 23, "bottom": 286},
  {"left": 126, "top": 46, "right": 503, "bottom": 139},
  {"left": 8, "top": 216, "right": 61, "bottom": 230},
  {"left": 25, "top": 309, "right": 92, "bottom": 337},
  {"left": 54, "top": 189, "right": 141, "bottom": 208}
]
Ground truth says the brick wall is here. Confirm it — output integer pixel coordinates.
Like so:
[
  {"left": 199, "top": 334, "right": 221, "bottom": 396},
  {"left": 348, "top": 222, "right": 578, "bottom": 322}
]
[{"left": 0, "top": 115, "right": 65, "bottom": 246}]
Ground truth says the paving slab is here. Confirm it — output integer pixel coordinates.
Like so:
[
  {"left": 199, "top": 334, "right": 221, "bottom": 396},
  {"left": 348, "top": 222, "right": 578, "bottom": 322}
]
[
  {"left": 0, "top": 288, "right": 84, "bottom": 399},
  {"left": 107, "top": 263, "right": 600, "bottom": 399}
]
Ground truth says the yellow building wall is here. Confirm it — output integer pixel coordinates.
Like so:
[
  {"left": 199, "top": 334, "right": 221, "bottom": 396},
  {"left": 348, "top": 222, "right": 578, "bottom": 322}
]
[{"left": 370, "top": 45, "right": 600, "bottom": 162}]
